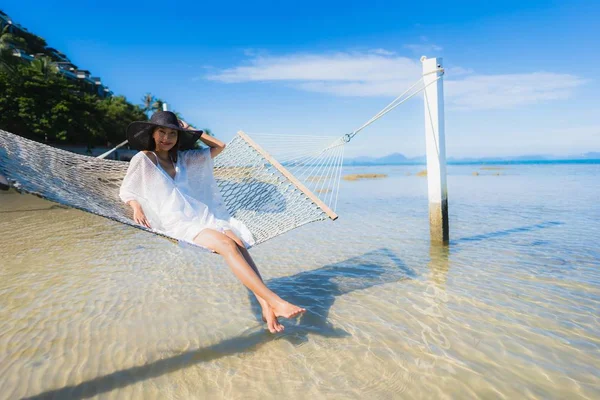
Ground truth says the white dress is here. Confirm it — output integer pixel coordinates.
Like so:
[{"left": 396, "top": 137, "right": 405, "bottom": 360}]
[{"left": 119, "top": 148, "right": 255, "bottom": 248}]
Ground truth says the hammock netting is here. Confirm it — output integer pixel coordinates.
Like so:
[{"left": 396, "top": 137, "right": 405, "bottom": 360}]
[
  {"left": 0, "top": 67, "right": 444, "bottom": 249},
  {"left": 0, "top": 129, "right": 343, "bottom": 247}
]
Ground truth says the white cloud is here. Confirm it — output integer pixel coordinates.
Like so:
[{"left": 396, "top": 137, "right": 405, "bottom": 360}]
[
  {"left": 205, "top": 50, "right": 587, "bottom": 110},
  {"left": 445, "top": 73, "right": 587, "bottom": 110},
  {"left": 403, "top": 43, "right": 443, "bottom": 54},
  {"left": 403, "top": 36, "right": 443, "bottom": 55},
  {"left": 445, "top": 66, "right": 474, "bottom": 76},
  {"left": 293, "top": 80, "right": 416, "bottom": 97},
  {"left": 369, "top": 48, "right": 397, "bottom": 56},
  {"left": 206, "top": 51, "right": 420, "bottom": 83}
]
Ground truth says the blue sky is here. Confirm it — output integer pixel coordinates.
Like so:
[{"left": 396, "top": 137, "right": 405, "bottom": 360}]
[{"left": 4, "top": 1, "right": 599, "bottom": 157}]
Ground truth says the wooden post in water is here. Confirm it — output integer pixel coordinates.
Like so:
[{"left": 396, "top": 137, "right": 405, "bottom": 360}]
[{"left": 421, "top": 56, "right": 449, "bottom": 244}]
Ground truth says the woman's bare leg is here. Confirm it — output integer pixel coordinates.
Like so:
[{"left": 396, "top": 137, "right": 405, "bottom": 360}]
[
  {"left": 222, "top": 231, "right": 263, "bottom": 278},
  {"left": 194, "top": 229, "right": 305, "bottom": 323},
  {"left": 222, "top": 230, "right": 284, "bottom": 333}
]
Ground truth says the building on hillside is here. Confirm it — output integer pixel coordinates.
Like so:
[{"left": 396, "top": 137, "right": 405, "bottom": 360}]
[
  {"left": 90, "top": 77, "right": 113, "bottom": 98},
  {"left": 0, "top": 11, "right": 37, "bottom": 44},
  {"left": 1, "top": 10, "right": 113, "bottom": 99},
  {"left": 0, "top": 10, "right": 12, "bottom": 29},
  {"left": 44, "top": 47, "right": 70, "bottom": 63},
  {"left": 54, "top": 61, "right": 78, "bottom": 79},
  {"left": 0, "top": 10, "right": 24, "bottom": 33},
  {"left": 11, "top": 48, "right": 34, "bottom": 62}
]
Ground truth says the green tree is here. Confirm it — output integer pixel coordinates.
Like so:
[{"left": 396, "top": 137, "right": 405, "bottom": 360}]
[
  {"left": 152, "top": 98, "right": 165, "bottom": 113},
  {"left": 0, "top": 62, "right": 147, "bottom": 147},
  {"left": 17, "top": 29, "right": 47, "bottom": 55},
  {"left": 12, "top": 63, "right": 96, "bottom": 143},
  {"left": 0, "top": 11, "right": 151, "bottom": 149},
  {"left": 98, "top": 95, "right": 147, "bottom": 145},
  {"left": 29, "top": 56, "right": 57, "bottom": 78},
  {"left": 141, "top": 92, "right": 155, "bottom": 117},
  {"left": 0, "top": 25, "right": 22, "bottom": 72}
]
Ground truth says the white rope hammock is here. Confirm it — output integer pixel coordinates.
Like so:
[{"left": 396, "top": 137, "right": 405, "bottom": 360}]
[{"left": 0, "top": 70, "right": 443, "bottom": 248}]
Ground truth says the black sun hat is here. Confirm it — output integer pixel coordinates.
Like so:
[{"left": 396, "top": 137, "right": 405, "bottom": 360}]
[{"left": 126, "top": 111, "right": 204, "bottom": 151}]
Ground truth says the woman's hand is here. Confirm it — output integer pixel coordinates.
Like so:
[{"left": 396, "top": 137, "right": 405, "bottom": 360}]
[
  {"left": 133, "top": 207, "right": 151, "bottom": 228},
  {"left": 178, "top": 119, "right": 191, "bottom": 130},
  {"left": 128, "top": 201, "right": 151, "bottom": 228},
  {"left": 178, "top": 119, "right": 225, "bottom": 158}
]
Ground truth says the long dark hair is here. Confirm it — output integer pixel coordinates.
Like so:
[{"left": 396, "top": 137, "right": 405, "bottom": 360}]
[{"left": 143, "top": 127, "right": 180, "bottom": 163}]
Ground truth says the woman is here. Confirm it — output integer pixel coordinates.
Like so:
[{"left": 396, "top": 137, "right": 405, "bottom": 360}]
[{"left": 119, "top": 111, "right": 305, "bottom": 333}]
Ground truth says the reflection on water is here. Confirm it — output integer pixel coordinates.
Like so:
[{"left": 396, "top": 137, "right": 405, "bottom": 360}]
[
  {"left": 1, "top": 163, "right": 599, "bottom": 399},
  {"left": 251, "top": 248, "right": 416, "bottom": 345},
  {"left": 451, "top": 221, "right": 564, "bottom": 245},
  {"left": 428, "top": 243, "right": 449, "bottom": 287},
  {"left": 24, "top": 249, "right": 414, "bottom": 400}
]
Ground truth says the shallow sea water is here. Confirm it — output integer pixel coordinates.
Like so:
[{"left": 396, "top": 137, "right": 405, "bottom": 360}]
[{"left": 0, "top": 163, "right": 599, "bottom": 399}]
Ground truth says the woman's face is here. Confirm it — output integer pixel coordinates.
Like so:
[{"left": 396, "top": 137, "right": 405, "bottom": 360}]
[{"left": 152, "top": 127, "right": 178, "bottom": 152}]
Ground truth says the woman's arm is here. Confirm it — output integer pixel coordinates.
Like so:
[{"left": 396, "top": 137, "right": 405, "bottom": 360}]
[
  {"left": 200, "top": 131, "right": 226, "bottom": 159},
  {"left": 119, "top": 154, "right": 153, "bottom": 229},
  {"left": 180, "top": 120, "right": 226, "bottom": 158}
]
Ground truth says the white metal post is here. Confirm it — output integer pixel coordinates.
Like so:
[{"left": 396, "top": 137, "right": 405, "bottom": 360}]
[
  {"left": 163, "top": 103, "right": 168, "bottom": 111},
  {"left": 421, "top": 56, "right": 449, "bottom": 244}
]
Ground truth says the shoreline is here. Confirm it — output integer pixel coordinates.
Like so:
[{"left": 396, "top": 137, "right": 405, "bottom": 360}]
[{"left": 345, "top": 158, "right": 600, "bottom": 167}]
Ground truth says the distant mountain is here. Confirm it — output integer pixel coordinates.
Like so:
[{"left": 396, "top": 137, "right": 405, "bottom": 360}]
[
  {"left": 345, "top": 153, "right": 415, "bottom": 165},
  {"left": 345, "top": 152, "right": 600, "bottom": 165},
  {"left": 377, "top": 153, "right": 408, "bottom": 163}
]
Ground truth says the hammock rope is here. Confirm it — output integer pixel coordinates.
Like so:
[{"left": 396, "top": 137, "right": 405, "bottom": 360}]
[{"left": 0, "top": 69, "right": 443, "bottom": 247}]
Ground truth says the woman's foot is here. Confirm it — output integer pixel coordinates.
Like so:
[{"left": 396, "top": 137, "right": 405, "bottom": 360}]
[
  {"left": 263, "top": 308, "right": 284, "bottom": 333},
  {"left": 258, "top": 299, "right": 284, "bottom": 333},
  {"left": 271, "top": 300, "right": 306, "bottom": 319}
]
